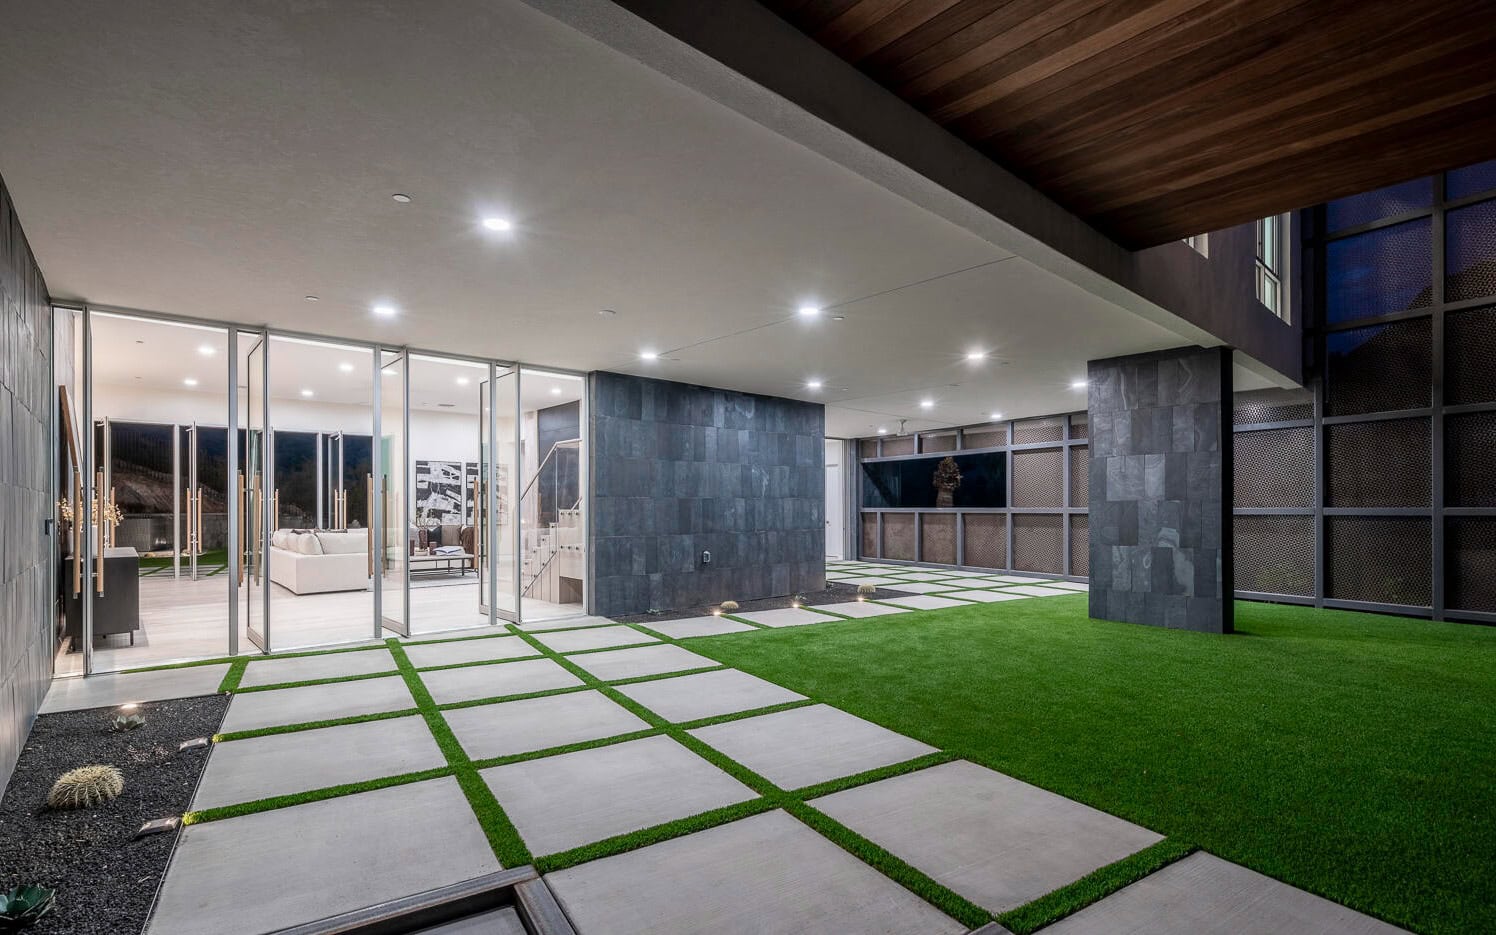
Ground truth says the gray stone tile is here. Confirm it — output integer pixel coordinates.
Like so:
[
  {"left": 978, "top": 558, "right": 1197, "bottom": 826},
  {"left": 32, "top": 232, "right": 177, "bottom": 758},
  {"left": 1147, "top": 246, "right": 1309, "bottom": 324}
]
[
  {"left": 1039, "top": 852, "right": 1408, "bottom": 935},
  {"left": 998, "top": 585, "right": 1079, "bottom": 597},
  {"left": 640, "top": 616, "right": 756, "bottom": 639},
  {"left": 533, "top": 626, "right": 659, "bottom": 654},
  {"left": 615, "top": 669, "right": 806, "bottom": 723},
  {"left": 811, "top": 760, "right": 1163, "bottom": 913},
  {"left": 146, "top": 777, "right": 498, "bottom": 935},
  {"left": 446, "top": 691, "right": 648, "bottom": 760},
  {"left": 877, "top": 594, "right": 975, "bottom": 611},
  {"left": 238, "top": 648, "right": 397, "bottom": 688},
  {"left": 404, "top": 636, "right": 539, "bottom": 669},
  {"left": 943, "top": 590, "right": 1027, "bottom": 603},
  {"left": 547, "top": 810, "right": 966, "bottom": 935},
  {"left": 689, "top": 705, "right": 936, "bottom": 790},
  {"left": 881, "top": 581, "right": 960, "bottom": 594},
  {"left": 422, "top": 657, "right": 582, "bottom": 705},
  {"left": 40, "top": 665, "right": 231, "bottom": 714},
  {"left": 732, "top": 607, "right": 841, "bottom": 628},
  {"left": 219, "top": 675, "right": 415, "bottom": 734},
  {"left": 193, "top": 715, "right": 444, "bottom": 810},
  {"left": 482, "top": 736, "right": 756, "bottom": 855},
  {"left": 893, "top": 571, "right": 964, "bottom": 581},
  {"left": 811, "top": 601, "right": 909, "bottom": 619},
  {"left": 567, "top": 645, "right": 718, "bottom": 682}
]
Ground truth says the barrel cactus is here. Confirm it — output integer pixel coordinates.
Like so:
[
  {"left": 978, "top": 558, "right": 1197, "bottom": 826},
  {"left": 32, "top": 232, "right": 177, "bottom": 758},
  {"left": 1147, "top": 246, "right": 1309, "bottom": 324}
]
[
  {"left": 857, "top": 583, "right": 877, "bottom": 596},
  {"left": 47, "top": 765, "right": 124, "bottom": 810},
  {"left": 719, "top": 600, "right": 739, "bottom": 613}
]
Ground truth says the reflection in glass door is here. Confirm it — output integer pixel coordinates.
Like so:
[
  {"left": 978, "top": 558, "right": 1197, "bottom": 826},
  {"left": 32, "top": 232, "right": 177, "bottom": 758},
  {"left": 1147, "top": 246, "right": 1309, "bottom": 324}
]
[
  {"left": 380, "top": 350, "right": 408, "bottom": 635},
  {"left": 492, "top": 367, "right": 518, "bottom": 620},
  {"left": 242, "top": 334, "right": 269, "bottom": 651}
]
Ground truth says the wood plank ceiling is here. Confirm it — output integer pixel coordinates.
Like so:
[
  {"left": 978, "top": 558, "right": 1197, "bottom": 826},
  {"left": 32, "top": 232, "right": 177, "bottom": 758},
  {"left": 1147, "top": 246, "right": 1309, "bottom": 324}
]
[{"left": 759, "top": 0, "right": 1496, "bottom": 248}]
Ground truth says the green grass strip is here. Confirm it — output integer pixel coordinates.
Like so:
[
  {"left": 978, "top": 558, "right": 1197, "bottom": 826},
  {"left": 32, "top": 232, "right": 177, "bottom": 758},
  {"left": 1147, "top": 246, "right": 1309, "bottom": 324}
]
[
  {"left": 231, "top": 669, "right": 401, "bottom": 693},
  {"left": 385, "top": 639, "right": 532, "bottom": 868},
  {"left": 789, "top": 751, "right": 959, "bottom": 799},
  {"left": 184, "top": 766, "right": 453, "bottom": 824},
  {"left": 217, "top": 658, "right": 249, "bottom": 694},
  {"left": 674, "top": 699, "right": 818, "bottom": 731},
  {"left": 469, "top": 728, "right": 661, "bottom": 771},
  {"left": 996, "top": 837, "right": 1197, "bottom": 934},
  {"left": 215, "top": 707, "right": 421, "bottom": 742},
  {"left": 534, "top": 798, "right": 779, "bottom": 873},
  {"left": 437, "top": 683, "right": 594, "bottom": 711}
]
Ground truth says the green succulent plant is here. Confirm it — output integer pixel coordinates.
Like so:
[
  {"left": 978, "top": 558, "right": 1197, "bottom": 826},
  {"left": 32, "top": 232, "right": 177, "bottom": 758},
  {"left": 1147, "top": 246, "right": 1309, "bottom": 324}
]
[
  {"left": 0, "top": 884, "right": 56, "bottom": 927},
  {"left": 110, "top": 713, "right": 146, "bottom": 732},
  {"left": 47, "top": 764, "right": 124, "bottom": 810}
]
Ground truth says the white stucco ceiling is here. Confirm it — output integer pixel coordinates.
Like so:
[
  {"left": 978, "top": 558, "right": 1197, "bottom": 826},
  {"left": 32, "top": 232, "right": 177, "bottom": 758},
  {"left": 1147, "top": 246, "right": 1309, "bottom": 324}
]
[{"left": 0, "top": 0, "right": 1210, "bottom": 438}]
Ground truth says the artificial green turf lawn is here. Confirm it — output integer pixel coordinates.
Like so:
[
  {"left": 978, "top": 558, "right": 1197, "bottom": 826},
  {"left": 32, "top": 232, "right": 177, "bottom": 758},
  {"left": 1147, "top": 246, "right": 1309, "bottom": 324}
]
[{"left": 687, "top": 596, "right": 1496, "bottom": 935}]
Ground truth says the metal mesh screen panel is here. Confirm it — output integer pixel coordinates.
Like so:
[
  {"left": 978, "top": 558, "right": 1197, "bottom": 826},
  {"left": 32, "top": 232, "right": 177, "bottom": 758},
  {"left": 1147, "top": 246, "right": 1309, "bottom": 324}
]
[
  {"left": 881, "top": 435, "right": 915, "bottom": 456},
  {"left": 1069, "top": 446, "right": 1089, "bottom": 507},
  {"left": 1324, "top": 178, "right": 1432, "bottom": 232},
  {"left": 920, "top": 432, "right": 956, "bottom": 453},
  {"left": 860, "top": 513, "right": 877, "bottom": 558},
  {"left": 1012, "top": 448, "right": 1064, "bottom": 508},
  {"left": 881, "top": 513, "right": 915, "bottom": 561},
  {"left": 962, "top": 428, "right": 1004, "bottom": 449},
  {"left": 1447, "top": 517, "right": 1496, "bottom": 612},
  {"left": 1446, "top": 197, "right": 1496, "bottom": 303},
  {"left": 1327, "top": 516, "right": 1431, "bottom": 606},
  {"left": 1233, "top": 515, "right": 1314, "bottom": 596},
  {"left": 859, "top": 439, "right": 879, "bottom": 460},
  {"left": 1446, "top": 412, "right": 1496, "bottom": 507},
  {"left": 1012, "top": 514, "right": 1063, "bottom": 573},
  {"left": 921, "top": 513, "right": 957, "bottom": 565},
  {"left": 1325, "top": 319, "right": 1432, "bottom": 416},
  {"left": 1446, "top": 305, "right": 1496, "bottom": 405},
  {"left": 962, "top": 514, "right": 1006, "bottom": 569},
  {"left": 1326, "top": 418, "right": 1431, "bottom": 507},
  {"left": 1069, "top": 515, "right": 1089, "bottom": 577},
  {"left": 1447, "top": 159, "right": 1496, "bottom": 200},
  {"left": 1070, "top": 414, "right": 1088, "bottom": 438},
  {"left": 1325, "top": 218, "right": 1431, "bottom": 324},
  {"left": 1233, "top": 387, "right": 1313, "bottom": 425},
  {"left": 1234, "top": 427, "right": 1313, "bottom": 508},
  {"left": 1013, "top": 416, "right": 1064, "bottom": 445}
]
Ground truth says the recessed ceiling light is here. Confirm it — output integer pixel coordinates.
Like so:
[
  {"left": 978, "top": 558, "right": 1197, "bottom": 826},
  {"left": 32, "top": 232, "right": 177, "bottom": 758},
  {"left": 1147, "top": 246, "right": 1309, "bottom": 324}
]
[
  {"left": 300, "top": 388, "right": 314, "bottom": 397},
  {"left": 877, "top": 427, "right": 887, "bottom": 435},
  {"left": 797, "top": 304, "right": 821, "bottom": 319},
  {"left": 599, "top": 309, "right": 617, "bottom": 317},
  {"left": 372, "top": 303, "right": 397, "bottom": 318},
  {"left": 831, "top": 315, "right": 846, "bottom": 321},
  {"left": 990, "top": 411, "right": 1003, "bottom": 420},
  {"left": 1071, "top": 378, "right": 1088, "bottom": 390},
  {"left": 550, "top": 387, "right": 562, "bottom": 395},
  {"left": 806, "top": 379, "right": 823, "bottom": 391},
  {"left": 391, "top": 193, "right": 412, "bottom": 203},
  {"left": 639, "top": 350, "right": 659, "bottom": 362},
  {"left": 966, "top": 350, "right": 987, "bottom": 362},
  {"left": 338, "top": 362, "right": 354, "bottom": 373},
  {"left": 920, "top": 399, "right": 934, "bottom": 409},
  {"left": 304, "top": 295, "right": 319, "bottom": 302},
  {"left": 182, "top": 377, "right": 198, "bottom": 387},
  {"left": 455, "top": 376, "right": 470, "bottom": 386},
  {"left": 482, "top": 217, "right": 512, "bottom": 232},
  {"left": 197, "top": 345, "right": 216, "bottom": 356}
]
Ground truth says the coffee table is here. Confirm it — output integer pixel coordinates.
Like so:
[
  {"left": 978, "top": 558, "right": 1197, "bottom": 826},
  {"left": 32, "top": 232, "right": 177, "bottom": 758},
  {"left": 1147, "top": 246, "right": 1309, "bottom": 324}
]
[{"left": 409, "top": 551, "right": 474, "bottom": 578}]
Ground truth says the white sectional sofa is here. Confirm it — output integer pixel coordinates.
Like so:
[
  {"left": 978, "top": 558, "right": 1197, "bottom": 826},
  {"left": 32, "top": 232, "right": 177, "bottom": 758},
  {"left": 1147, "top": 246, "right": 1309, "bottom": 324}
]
[{"left": 268, "top": 529, "right": 371, "bottom": 595}]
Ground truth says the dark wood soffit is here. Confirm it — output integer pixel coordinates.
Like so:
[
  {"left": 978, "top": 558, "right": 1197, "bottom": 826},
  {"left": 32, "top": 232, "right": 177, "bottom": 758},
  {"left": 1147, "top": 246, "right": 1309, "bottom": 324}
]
[{"left": 760, "top": 0, "right": 1496, "bottom": 248}]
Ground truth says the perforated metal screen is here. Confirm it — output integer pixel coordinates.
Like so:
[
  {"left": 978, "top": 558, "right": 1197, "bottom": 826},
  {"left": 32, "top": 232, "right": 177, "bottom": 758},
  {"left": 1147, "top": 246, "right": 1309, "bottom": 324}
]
[
  {"left": 1013, "top": 416, "right": 1064, "bottom": 445},
  {"left": 920, "top": 432, "right": 956, "bottom": 453},
  {"left": 1070, "top": 414, "right": 1088, "bottom": 438},
  {"left": 1447, "top": 518, "right": 1496, "bottom": 612},
  {"left": 1069, "top": 446, "right": 1088, "bottom": 507},
  {"left": 962, "top": 514, "right": 1006, "bottom": 569},
  {"left": 1233, "top": 387, "right": 1313, "bottom": 425},
  {"left": 1234, "top": 427, "right": 1313, "bottom": 508},
  {"left": 1445, "top": 304, "right": 1496, "bottom": 406},
  {"left": 1325, "top": 319, "right": 1432, "bottom": 416},
  {"left": 1446, "top": 198, "right": 1496, "bottom": 303},
  {"left": 1325, "top": 219, "right": 1431, "bottom": 324},
  {"left": 1446, "top": 411, "right": 1496, "bottom": 507},
  {"left": 1234, "top": 515, "right": 1314, "bottom": 596},
  {"left": 921, "top": 513, "right": 957, "bottom": 565},
  {"left": 1326, "top": 418, "right": 1431, "bottom": 507},
  {"left": 962, "top": 428, "right": 1004, "bottom": 449},
  {"left": 881, "top": 513, "right": 915, "bottom": 561},
  {"left": 859, "top": 439, "right": 879, "bottom": 460},
  {"left": 1012, "top": 448, "right": 1064, "bottom": 508},
  {"left": 1012, "top": 514, "right": 1063, "bottom": 573},
  {"left": 1069, "top": 515, "right": 1089, "bottom": 576},
  {"left": 1327, "top": 516, "right": 1432, "bottom": 606},
  {"left": 860, "top": 514, "right": 877, "bottom": 559},
  {"left": 881, "top": 435, "right": 915, "bottom": 456}
]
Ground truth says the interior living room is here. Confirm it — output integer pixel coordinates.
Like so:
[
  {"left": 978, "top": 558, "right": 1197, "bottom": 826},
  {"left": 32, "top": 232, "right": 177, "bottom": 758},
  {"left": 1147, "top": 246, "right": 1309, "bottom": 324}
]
[{"left": 53, "top": 309, "right": 585, "bottom": 675}]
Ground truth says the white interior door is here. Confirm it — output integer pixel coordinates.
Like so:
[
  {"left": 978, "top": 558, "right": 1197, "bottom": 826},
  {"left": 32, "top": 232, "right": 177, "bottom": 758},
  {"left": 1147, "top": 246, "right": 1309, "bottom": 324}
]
[{"left": 824, "top": 438, "right": 844, "bottom": 560}]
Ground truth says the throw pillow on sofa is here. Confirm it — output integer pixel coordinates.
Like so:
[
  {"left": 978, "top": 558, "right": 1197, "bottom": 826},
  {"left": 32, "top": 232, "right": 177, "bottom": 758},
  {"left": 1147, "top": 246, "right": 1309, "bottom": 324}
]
[{"left": 316, "top": 530, "right": 367, "bottom": 555}]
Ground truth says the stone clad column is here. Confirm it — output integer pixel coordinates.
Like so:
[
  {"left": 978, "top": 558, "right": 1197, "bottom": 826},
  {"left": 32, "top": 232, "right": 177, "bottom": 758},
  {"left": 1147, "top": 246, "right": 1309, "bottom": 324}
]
[{"left": 1087, "top": 347, "right": 1233, "bottom": 633}]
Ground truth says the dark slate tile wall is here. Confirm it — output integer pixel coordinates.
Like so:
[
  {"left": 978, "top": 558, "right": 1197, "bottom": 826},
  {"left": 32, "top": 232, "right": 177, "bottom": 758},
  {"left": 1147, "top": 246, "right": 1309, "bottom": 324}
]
[
  {"left": 590, "top": 372, "right": 825, "bottom": 616},
  {"left": 0, "top": 174, "right": 56, "bottom": 790},
  {"left": 1088, "top": 346, "right": 1234, "bottom": 633}
]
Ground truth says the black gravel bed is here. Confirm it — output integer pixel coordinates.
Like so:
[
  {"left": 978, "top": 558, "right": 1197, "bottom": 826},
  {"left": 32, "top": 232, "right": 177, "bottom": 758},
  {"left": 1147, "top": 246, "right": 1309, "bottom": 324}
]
[
  {"left": 617, "top": 581, "right": 907, "bottom": 623},
  {"left": 0, "top": 694, "right": 229, "bottom": 935}
]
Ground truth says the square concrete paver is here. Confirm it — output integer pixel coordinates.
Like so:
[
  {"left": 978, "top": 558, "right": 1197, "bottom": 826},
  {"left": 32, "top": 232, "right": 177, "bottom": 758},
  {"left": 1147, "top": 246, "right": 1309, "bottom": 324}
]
[
  {"left": 993, "top": 575, "right": 1057, "bottom": 585},
  {"left": 40, "top": 664, "right": 230, "bottom": 714},
  {"left": 881, "top": 581, "right": 960, "bottom": 594},
  {"left": 219, "top": 675, "right": 415, "bottom": 734},
  {"left": 238, "top": 647, "right": 397, "bottom": 688},
  {"left": 146, "top": 777, "right": 498, "bottom": 935},
  {"left": 999, "top": 585, "right": 1079, "bottom": 597},
  {"left": 1039, "top": 852, "right": 1407, "bottom": 934},
  {"left": 940, "top": 576, "right": 1012, "bottom": 589},
  {"left": 638, "top": 616, "right": 756, "bottom": 639},
  {"left": 567, "top": 644, "right": 718, "bottom": 682},
  {"left": 193, "top": 715, "right": 445, "bottom": 810},
  {"left": 813, "top": 601, "right": 909, "bottom": 619},
  {"left": 732, "top": 607, "right": 841, "bottom": 628},
  {"left": 893, "top": 571, "right": 962, "bottom": 582},
  {"left": 533, "top": 626, "right": 659, "bottom": 654},
  {"left": 944, "top": 590, "right": 1027, "bottom": 603},
  {"left": 446, "top": 691, "right": 648, "bottom": 760},
  {"left": 482, "top": 735, "right": 756, "bottom": 855},
  {"left": 811, "top": 760, "right": 1163, "bottom": 913},
  {"left": 614, "top": 669, "right": 805, "bottom": 723},
  {"left": 838, "top": 576, "right": 904, "bottom": 586},
  {"left": 878, "top": 594, "right": 975, "bottom": 611},
  {"left": 1047, "top": 581, "right": 1091, "bottom": 591},
  {"left": 404, "top": 636, "right": 538, "bottom": 669},
  {"left": 517, "top": 614, "right": 617, "bottom": 632},
  {"left": 422, "top": 657, "right": 582, "bottom": 705},
  {"left": 689, "top": 704, "right": 936, "bottom": 790},
  {"left": 546, "top": 810, "right": 965, "bottom": 935}
]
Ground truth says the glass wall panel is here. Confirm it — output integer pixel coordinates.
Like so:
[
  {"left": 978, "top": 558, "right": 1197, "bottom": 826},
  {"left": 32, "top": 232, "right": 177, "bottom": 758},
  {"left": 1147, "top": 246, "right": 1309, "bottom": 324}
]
[
  {"left": 861, "top": 452, "right": 1006, "bottom": 510},
  {"left": 517, "top": 369, "right": 584, "bottom": 620}
]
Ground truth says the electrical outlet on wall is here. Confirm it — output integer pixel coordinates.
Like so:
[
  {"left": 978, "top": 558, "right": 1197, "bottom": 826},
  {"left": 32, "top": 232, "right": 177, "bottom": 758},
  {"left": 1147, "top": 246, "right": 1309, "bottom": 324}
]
[{"left": 702, "top": 550, "right": 712, "bottom": 565}]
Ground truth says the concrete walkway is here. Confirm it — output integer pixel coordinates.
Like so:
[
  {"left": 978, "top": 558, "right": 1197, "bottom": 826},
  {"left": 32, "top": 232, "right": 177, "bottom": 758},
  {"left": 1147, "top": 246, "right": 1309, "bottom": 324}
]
[{"left": 38, "top": 570, "right": 1401, "bottom": 935}]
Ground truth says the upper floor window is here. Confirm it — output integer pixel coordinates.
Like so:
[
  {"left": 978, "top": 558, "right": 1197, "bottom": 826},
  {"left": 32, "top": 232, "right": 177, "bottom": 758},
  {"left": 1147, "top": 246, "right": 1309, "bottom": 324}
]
[
  {"left": 1182, "top": 233, "right": 1208, "bottom": 256},
  {"left": 1256, "top": 215, "right": 1286, "bottom": 319}
]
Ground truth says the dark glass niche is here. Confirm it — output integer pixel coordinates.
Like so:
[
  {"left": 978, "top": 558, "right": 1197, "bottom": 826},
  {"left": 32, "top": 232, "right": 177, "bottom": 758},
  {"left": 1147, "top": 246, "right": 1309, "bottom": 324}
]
[{"left": 861, "top": 452, "right": 1007, "bottom": 509}]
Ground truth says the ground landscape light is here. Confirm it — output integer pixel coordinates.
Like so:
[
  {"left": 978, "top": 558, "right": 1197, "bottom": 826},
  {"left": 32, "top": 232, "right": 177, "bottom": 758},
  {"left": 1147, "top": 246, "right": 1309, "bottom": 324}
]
[{"left": 391, "top": 193, "right": 411, "bottom": 203}]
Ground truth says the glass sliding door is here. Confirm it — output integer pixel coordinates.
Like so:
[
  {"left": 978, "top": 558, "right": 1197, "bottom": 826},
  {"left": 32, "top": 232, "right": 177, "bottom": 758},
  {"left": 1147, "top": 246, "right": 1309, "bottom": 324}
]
[
  {"left": 491, "top": 367, "right": 519, "bottom": 621},
  {"left": 516, "top": 369, "right": 585, "bottom": 620},
  {"left": 379, "top": 349, "right": 408, "bottom": 635},
  {"left": 241, "top": 332, "right": 269, "bottom": 651}
]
